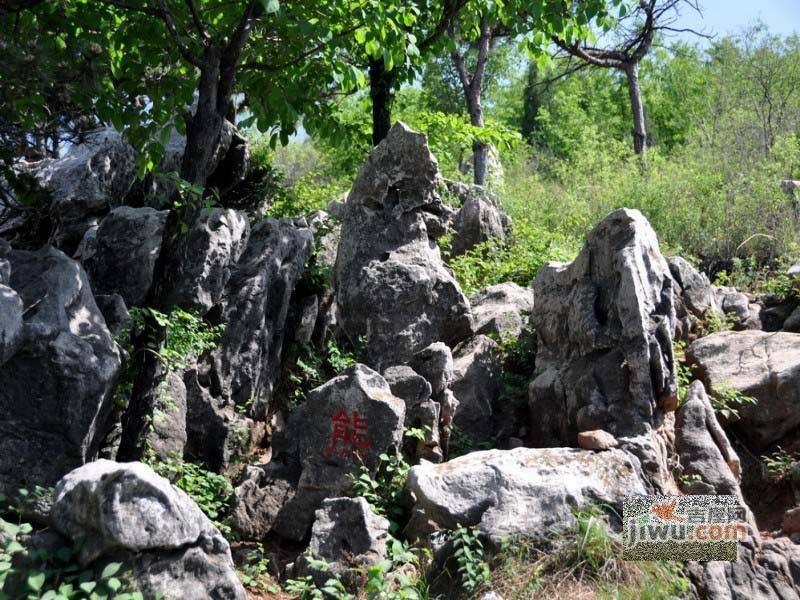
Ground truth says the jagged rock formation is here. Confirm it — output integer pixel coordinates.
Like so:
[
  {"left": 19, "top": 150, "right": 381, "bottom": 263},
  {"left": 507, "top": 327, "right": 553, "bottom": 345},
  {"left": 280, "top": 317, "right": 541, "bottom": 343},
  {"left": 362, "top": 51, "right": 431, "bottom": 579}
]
[
  {"left": 146, "top": 371, "right": 188, "bottom": 461},
  {"left": 334, "top": 122, "right": 473, "bottom": 370},
  {"left": 450, "top": 335, "right": 502, "bottom": 444},
  {"left": 232, "top": 364, "right": 405, "bottom": 541},
  {"left": 405, "top": 447, "right": 646, "bottom": 544},
  {"left": 295, "top": 497, "right": 390, "bottom": 589},
  {"left": 16, "top": 128, "right": 137, "bottom": 252},
  {"left": 668, "top": 256, "right": 718, "bottom": 340},
  {"left": 0, "top": 242, "right": 121, "bottom": 496},
  {"left": 81, "top": 206, "right": 168, "bottom": 306},
  {"left": 450, "top": 189, "right": 509, "bottom": 256},
  {"left": 687, "top": 330, "right": 800, "bottom": 447},
  {"left": 469, "top": 282, "right": 534, "bottom": 339},
  {"left": 528, "top": 208, "right": 677, "bottom": 491},
  {"left": 50, "top": 460, "right": 245, "bottom": 599}
]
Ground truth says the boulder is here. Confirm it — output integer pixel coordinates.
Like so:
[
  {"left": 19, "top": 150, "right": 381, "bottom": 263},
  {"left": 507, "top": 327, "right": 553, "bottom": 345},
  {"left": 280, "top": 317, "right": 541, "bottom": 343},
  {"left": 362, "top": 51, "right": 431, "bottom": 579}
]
[
  {"left": 193, "top": 217, "right": 312, "bottom": 423},
  {"left": 577, "top": 429, "right": 618, "bottom": 451},
  {"left": 334, "top": 122, "right": 473, "bottom": 370},
  {"left": 18, "top": 128, "right": 137, "bottom": 252},
  {"left": 147, "top": 371, "right": 188, "bottom": 462},
  {"left": 0, "top": 247, "right": 23, "bottom": 364},
  {"left": 668, "top": 256, "right": 718, "bottom": 340},
  {"left": 81, "top": 206, "right": 168, "bottom": 307},
  {"left": 383, "top": 365, "right": 433, "bottom": 407},
  {"left": 408, "top": 342, "right": 454, "bottom": 397},
  {"left": 528, "top": 208, "right": 677, "bottom": 491},
  {"left": 688, "top": 536, "right": 800, "bottom": 600},
  {"left": 469, "top": 282, "right": 534, "bottom": 339},
  {"left": 383, "top": 366, "right": 441, "bottom": 462},
  {"left": 675, "top": 381, "right": 743, "bottom": 497},
  {"left": 405, "top": 447, "right": 646, "bottom": 544},
  {"left": 231, "top": 463, "right": 296, "bottom": 540},
  {"left": 761, "top": 299, "right": 799, "bottom": 332},
  {"left": 686, "top": 330, "right": 800, "bottom": 446},
  {"left": 450, "top": 335, "right": 502, "bottom": 444},
  {"left": 450, "top": 193, "right": 508, "bottom": 256},
  {"left": 0, "top": 244, "right": 122, "bottom": 496},
  {"left": 162, "top": 208, "right": 249, "bottom": 313},
  {"left": 784, "top": 306, "right": 800, "bottom": 333},
  {"left": 50, "top": 460, "right": 245, "bottom": 599},
  {"left": 93, "top": 293, "right": 131, "bottom": 336},
  {"left": 232, "top": 365, "right": 405, "bottom": 541},
  {"left": 297, "top": 497, "right": 390, "bottom": 589}
]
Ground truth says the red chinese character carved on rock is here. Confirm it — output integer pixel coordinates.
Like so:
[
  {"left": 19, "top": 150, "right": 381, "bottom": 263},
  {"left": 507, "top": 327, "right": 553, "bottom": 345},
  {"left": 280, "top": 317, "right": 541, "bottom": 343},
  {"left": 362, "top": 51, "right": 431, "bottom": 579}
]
[{"left": 323, "top": 407, "right": 373, "bottom": 459}]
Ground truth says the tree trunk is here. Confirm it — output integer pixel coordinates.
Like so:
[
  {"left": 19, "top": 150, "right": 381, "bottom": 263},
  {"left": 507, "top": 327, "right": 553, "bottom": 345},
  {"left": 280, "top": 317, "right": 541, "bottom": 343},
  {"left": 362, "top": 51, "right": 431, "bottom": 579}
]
[
  {"left": 469, "top": 102, "right": 488, "bottom": 186},
  {"left": 117, "top": 53, "right": 226, "bottom": 461},
  {"left": 369, "top": 59, "right": 394, "bottom": 146},
  {"left": 625, "top": 63, "right": 646, "bottom": 155}
]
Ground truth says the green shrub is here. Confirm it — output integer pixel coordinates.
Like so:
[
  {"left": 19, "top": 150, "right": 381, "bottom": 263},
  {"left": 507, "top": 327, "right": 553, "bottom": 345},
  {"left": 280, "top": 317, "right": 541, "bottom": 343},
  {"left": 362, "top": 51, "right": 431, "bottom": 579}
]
[
  {"left": 450, "top": 526, "right": 490, "bottom": 594},
  {"left": 352, "top": 453, "right": 410, "bottom": 535}
]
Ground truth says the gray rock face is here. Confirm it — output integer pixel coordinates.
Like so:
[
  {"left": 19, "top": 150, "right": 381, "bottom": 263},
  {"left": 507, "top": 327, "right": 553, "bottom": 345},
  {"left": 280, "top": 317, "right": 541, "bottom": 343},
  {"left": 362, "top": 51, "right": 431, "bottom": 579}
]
[
  {"left": 469, "top": 282, "right": 534, "bottom": 339},
  {"left": 93, "top": 293, "right": 131, "bottom": 336},
  {"left": 676, "top": 381, "right": 742, "bottom": 496},
  {"left": 20, "top": 128, "right": 137, "bottom": 252},
  {"left": 408, "top": 342, "right": 454, "bottom": 397},
  {"left": 82, "top": 206, "right": 168, "bottom": 307},
  {"left": 383, "top": 365, "right": 441, "bottom": 462},
  {"left": 668, "top": 256, "right": 718, "bottom": 340},
  {"left": 687, "top": 330, "right": 800, "bottom": 446},
  {"left": 50, "top": 460, "right": 245, "bottom": 599},
  {"left": 450, "top": 335, "right": 502, "bottom": 444},
  {"left": 208, "top": 217, "right": 313, "bottom": 417},
  {"left": 232, "top": 365, "right": 405, "bottom": 541},
  {"left": 405, "top": 447, "right": 646, "bottom": 544},
  {"left": 147, "top": 371, "right": 188, "bottom": 461},
  {"left": 383, "top": 365, "right": 433, "bottom": 407},
  {"left": 528, "top": 208, "right": 677, "bottom": 491},
  {"left": 688, "top": 537, "right": 800, "bottom": 600},
  {"left": 334, "top": 122, "right": 473, "bottom": 370},
  {"left": 298, "top": 497, "right": 390, "bottom": 588},
  {"left": 0, "top": 245, "right": 122, "bottom": 496},
  {"left": 0, "top": 246, "right": 23, "bottom": 364},
  {"left": 785, "top": 306, "right": 800, "bottom": 332},
  {"left": 163, "top": 208, "right": 249, "bottom": 313},
  {"left": 450, "top": 193, "right": 508, "bottom": 256}
]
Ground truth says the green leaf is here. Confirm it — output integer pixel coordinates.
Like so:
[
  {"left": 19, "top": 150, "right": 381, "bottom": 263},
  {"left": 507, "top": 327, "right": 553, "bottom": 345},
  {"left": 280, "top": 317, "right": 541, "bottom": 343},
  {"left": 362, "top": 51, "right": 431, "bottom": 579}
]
[
  {"left": 79, "top": 581, "right": 97, "bottom": 594},
  {"left": 100, "top": 562, "right": 122, "bottom": 579},
  {"left": 27, "top": 571, "right": 46, "bottom": 592},
  {"left": 260, "top": 0, "right": 279, "bottom": 14}
]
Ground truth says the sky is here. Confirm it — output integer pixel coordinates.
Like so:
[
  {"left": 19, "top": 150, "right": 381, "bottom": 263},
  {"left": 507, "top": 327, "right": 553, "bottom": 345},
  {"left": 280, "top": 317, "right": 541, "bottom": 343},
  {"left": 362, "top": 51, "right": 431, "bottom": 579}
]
[{"left": 673, "top": 0, "right": 800, "bottom": 41}]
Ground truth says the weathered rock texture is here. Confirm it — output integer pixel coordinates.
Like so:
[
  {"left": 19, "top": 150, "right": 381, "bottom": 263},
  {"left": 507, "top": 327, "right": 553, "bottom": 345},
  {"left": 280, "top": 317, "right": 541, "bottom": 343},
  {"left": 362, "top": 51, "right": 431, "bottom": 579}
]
[
  {"left": 528, "top": 208, "right": 677, "bottom": 491},
  {"left": 469, "top": 282, "right": 534, "bottom": 339},
  {"left": 405, "top": 447, "right": 646, "bottom": 544},
  {"left": 81, "top": 206, "right": 168, "bottom": 306},
  {"left": 450, "top": 335, "right": 502, "bottom": 444},
  {"left": 147, "top": 371, "right": 188, "bottom": 461},
  {"left": 18, "top": 128, "right": 137, "bottom": 252},
  {"left": 297, "top": 497, "right": 390, "bottom": 589},
  {"left": 335, "top": 123, "right": 473, "bottom": 370},
  {"left": 0, "top": 244, "right": 121, "bottom": 496},
  {"left": 450, "top": 192, "right": 509, "bottom": 256},
  {"left": 232, "top": 365, "right": 405, "bottom": 541},
  {"left": 668, "top": 256, "right": 718, "bottom": 340},
  {"left": 50, "top": 460, "right": 245, "bottom": 599},
  {"left": 686, "top": 330, "right": 800, "bottom": 447}
]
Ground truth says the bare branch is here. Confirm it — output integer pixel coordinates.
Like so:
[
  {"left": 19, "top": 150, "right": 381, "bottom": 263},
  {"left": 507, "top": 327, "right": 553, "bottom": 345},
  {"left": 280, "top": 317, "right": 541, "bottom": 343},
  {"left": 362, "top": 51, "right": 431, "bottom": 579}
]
[{"left": 184, "top": 0, "right": 208, "bottom": 41}]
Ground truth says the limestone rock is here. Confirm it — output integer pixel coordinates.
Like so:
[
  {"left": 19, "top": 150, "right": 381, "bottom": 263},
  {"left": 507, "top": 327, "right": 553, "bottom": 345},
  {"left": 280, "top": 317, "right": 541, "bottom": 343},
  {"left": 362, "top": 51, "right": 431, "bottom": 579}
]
[
  {"left": 469, "top": 282, "right": 534, "bottom": 339},
  {"left": 163, "top": 208, "right": 249, "bottom": 313},
  {"left": 334, "top": 122, "right": 473, "bottom": 370},
  {"left": 233, "top": 365, "right": 405, "bottom": 541},
  {"left": 577, "top": 430, "right": 618, "bottom": 451},
  {"left": 408, "top": 342, "right": 454, "bottom": 397},
  {"left": 405, "top": 447, "right": 646, "bottom": 544},
  {"left": 297, "top": 497, "right": 390, "bottom": 589},
  {"left": 668, "top": 256, "right": 718, "bottom": 340},
  {"left": 208, "top": 217, "right": 313, "bottom": 417},
  {"left": 50, "top": 460, "right": 244, "bottom": 599},
  {"left": 82, "top": 206, "right": 168, "bottom": 306},
  {"left": 528, "top": 208, "right": 676, "bottom": 491},
  {"left": 687, "top": 330, "right": 800, "bottom": 446},
  {"left": 147, "top": 371, "right": 188, "bottom": 462},
  {"left": 450, "top": 335, "right": 502, "bottom": 444},
  {"left": 0, "top": 245, "right": 122, "bottom": 496},
  {"left": 0, "top": 245, "right": 22, "bottom": 365},
  {"left": 450, "top": 192, "right": 508, "bottom": 256},
  {"left": 18, "top": 128, "right": 137, "bottom": 252}
]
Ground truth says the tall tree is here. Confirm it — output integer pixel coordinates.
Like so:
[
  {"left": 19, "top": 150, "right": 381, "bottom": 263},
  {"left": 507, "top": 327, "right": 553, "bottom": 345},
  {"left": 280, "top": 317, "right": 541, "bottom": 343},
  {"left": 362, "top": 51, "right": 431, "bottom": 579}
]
[{"left": 553, "top": 0, "right": 705, "bottom": 155}]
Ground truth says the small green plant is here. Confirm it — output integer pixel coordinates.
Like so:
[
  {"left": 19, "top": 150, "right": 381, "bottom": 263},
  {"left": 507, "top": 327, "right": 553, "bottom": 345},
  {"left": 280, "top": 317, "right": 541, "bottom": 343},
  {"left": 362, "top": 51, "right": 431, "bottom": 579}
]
[
  {"left": 128, "top": 307, "right": 225, "bottom": 372},
  {"left": 149, "top": 460, "right": 233, "bottom": 534},
  {"left": 283, "top": 555, "right": 353, "bottom": 600},
  {"left": 236, "top": 543, "right": 279, "bottom": 593},
  {"left": 673, "top": 341, "right": 692, "bottom": 404},
  {"left": 710, "top": 385, "right": 758, "bottom": 420},
  {"left": 351, "top": 453, "right": 410, "bottom": 535},
  {"left": 450, "top": 525, "right": 490, "bottom": 594},
  {"left": 363, "top": 538, "right": 428, "bottom": 600},
  {"left": 0, "top": 516, "right": 141, "bottom": 599},
  {"left": 762, "top": 446, "right": 800, "bottom": 481},
  {"left": 677, "top": 472, "right": 705, "bottom": 488}
]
